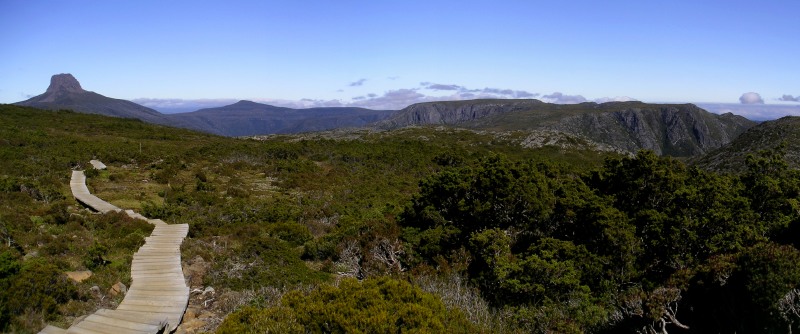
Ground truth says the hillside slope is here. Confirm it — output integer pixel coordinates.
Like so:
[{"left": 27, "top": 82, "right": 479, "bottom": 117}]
[
  {"left": 379, "top": 99, "right": 755, "bottom": 157},
  {"left": 694, "top": 116, "right": 800, "bottom": 171}
]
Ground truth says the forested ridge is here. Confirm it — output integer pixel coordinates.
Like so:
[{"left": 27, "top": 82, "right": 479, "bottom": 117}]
[{"left": 2, "top": 104, "right": 800, "bottom": 333}]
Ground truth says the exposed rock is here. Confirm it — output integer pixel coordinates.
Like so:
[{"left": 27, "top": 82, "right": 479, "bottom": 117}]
[
  {"left": 174, "top": 318, "right": 208, "bottom": 334},
  {"left": 175, "top": 306, "right": 218, "bottom": 333},
  {"left": 198, "top": 310, "right": 215, "bottom": 319},
  {"left": 183, "top": 307, "right": 199, "bottom": 321},
  {"left": 519, "top": 130, "right": 624, "bottom": 154},
  {"left": 378, "top": 99, "right": 544, "bottom": 128},
  {"left": 109, "top": 282, "right": 127, "bottom": 296},
  {"left": 89, "top": 285, "right": 101, "bottom": 297},
  {"left": 45, "top": 73, "right": 86, "bottom": 95},
  {"left": 23, "top": 250, "right": 38, "bottom": 260},
  {"left": 551, "top": 105, "right": 753, "bottom": 156},
  {"left": 65, "top": 270, "right": 92, "bottom": 283}
]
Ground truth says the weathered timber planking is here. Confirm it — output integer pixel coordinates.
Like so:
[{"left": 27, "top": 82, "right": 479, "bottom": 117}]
[{"left": 40, "top": 162, "right": 189, "bottom": 334}]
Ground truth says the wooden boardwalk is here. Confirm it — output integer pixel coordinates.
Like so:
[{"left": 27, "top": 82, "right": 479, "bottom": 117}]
[
  {"left": 89, "top": 160, "right": 107, "bottom": 170},
  {"left": 71, "top": 171, "right": 121, "bottom": 214},
  {"left": 40, "top": 165, "right": 189, "bottom": 334}
]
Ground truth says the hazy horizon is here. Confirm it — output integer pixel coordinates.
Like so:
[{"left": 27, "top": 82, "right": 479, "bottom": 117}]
[{"left": 129, "top": 97, "right": 800, "bottom": 122}]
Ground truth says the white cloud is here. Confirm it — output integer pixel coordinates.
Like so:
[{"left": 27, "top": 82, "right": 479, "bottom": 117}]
[
  {"left": 541, "top": 92, "right": 587, "bottom": 104},
  {"left": 424, "top": 83, "right": 463, "bottom": 91},
  {"left": 739, "top": 92, "right": 764, "bottom": 104},
  {"left": 418, "top": 82, "right": 540, "bottom": 100},
  {"left": 593, "top": 96, "right": 638, "bottom": 103},
  {"left": 779, "top": 94, "right": 800, "bottom": 102}
]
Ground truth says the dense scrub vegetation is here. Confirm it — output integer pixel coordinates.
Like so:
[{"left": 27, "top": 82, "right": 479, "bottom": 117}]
[
  {"left": 2, "top": 104, "right": 800, "bottom": 333},
  {"left": 216, "top": 277, "right": 476, "bottom": 333},
  {"left": 400, "top": 148, "right": 800, "bottom": 333}
]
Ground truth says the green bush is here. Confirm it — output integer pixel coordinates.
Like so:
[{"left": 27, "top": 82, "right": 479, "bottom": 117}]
[
  {"left": 302, "top": 238, "right": 337, "bottom": 261},
  {"left": 401, "top": 150, "right": 800, "bottom": 332},
  {"left": 217, "top": 306, "right": 303, "bottom": 334},
  {"left": 0, "top": 176, "right": 21, "bottom": 192},
  {"left": 140, "top": 201, "right": 178, "bottom": 219},
  {"left": 0, "top": 259, "right": 78, "bottom": 327},
  {"left": 217, "top": 233, "right": 328, "bottom": 290},
  {"left": 217, "top": 277, "right": 477, "bottom": 333},
  {"left": 84, "top": 242, "right": 109, "bottom": 269},
  {"left": 0, "top": 250, "right": 20, "bottom": 280},
  {"left": 83, "top": 168, "right": 99, "bottom": 178},
  {"left": 268, "top": 222, "right": 312, "bottom": 247}
]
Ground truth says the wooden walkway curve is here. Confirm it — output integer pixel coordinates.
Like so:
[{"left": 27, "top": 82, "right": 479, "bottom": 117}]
[{"left": 40, "top": 164, "right": 189, "bottom": 334}]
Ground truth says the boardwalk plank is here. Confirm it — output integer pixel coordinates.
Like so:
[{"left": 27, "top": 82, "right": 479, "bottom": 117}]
[
  {"left": 72, "top": 319, "right": 150, "bottom": 334},
  {"left": 65, "top": 326, "right": 106, "bottom": 334},
  {"left": 123, "top": 294, "right": 191, "bottom": 302},
  {"left": 94, "top": 309, "right": 170, "bottom": 324},
  {"left": 82, "top": 314, "right": 161, "bottom": 332},
  {"left": 39, "top": 325, "right": 67, "bottom": 334}
]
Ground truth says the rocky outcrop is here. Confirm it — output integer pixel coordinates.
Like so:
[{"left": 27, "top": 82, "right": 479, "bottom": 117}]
[
  {"left": 552, "top": 105, "right": 755, "bottom": 156},
  {"left": 44, "top": 73, "right": 86, "bottom": 96},
  {"left": 378, "top": 99, "right": 545, "bottom": 128}
]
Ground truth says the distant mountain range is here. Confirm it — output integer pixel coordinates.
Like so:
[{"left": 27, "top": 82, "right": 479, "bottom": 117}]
[
  {"left": 10, "top": 74, "right": 761, "bottom": 158},
  {"left": 168, "top": 100, "right": 391, "bottom": 136},
  {"left": 380, "top": 99, "right": 755, "bottom": 157},
  {"left": 13, "top": 74, "right": 392, "bottom": 137}
]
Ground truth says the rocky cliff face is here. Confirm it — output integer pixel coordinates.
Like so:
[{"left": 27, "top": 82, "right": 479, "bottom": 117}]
[
  {"left": 552, "top": 105, "right": 754, "bottom": 156},
  {"left": 378, "top": 99, "right": 545, "bottom": 128},
  {"left": 377, "top": 100, "right": 755, "bottom": 157},
  {"left": 44, "top": 73, "right": 85, "bottom": 95}
]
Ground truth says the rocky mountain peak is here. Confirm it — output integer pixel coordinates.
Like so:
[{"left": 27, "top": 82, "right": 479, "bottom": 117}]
[
  {"left": 45, "top": 73, "right": 85, "bottom": 94},
  {"left": 14, "top": 73, "right": 171, "bottom": 125}
]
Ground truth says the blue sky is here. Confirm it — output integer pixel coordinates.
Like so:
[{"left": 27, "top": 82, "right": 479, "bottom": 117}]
[{"left": 1, "top": 1, "right": 798, "bottom": 116}]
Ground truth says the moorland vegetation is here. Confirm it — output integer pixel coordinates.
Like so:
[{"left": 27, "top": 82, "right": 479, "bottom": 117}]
[{"left": 2, "top": 104, "right": 800, "bottom": 333}]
